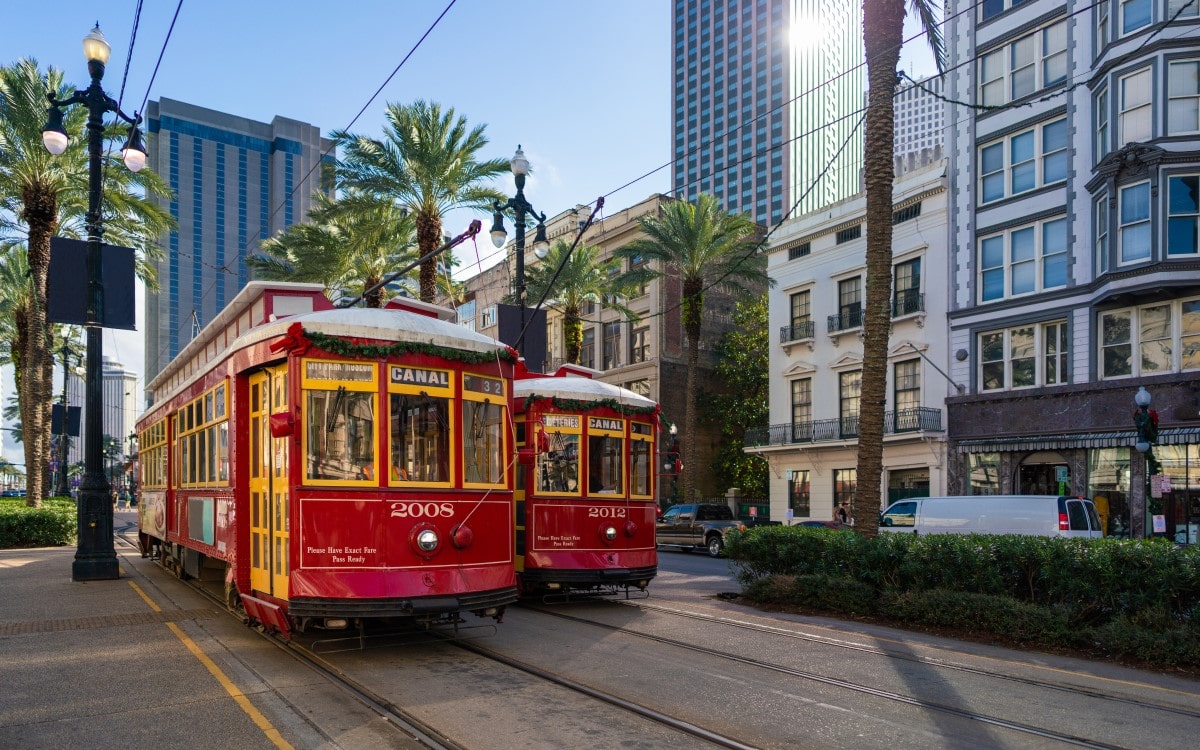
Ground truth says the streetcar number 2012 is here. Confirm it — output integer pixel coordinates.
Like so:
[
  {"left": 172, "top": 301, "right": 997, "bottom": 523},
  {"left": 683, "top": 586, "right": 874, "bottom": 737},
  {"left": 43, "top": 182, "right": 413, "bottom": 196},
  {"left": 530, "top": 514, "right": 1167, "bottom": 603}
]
[{"left": 588, "top": 507, "right": 627, "bottom": 518}]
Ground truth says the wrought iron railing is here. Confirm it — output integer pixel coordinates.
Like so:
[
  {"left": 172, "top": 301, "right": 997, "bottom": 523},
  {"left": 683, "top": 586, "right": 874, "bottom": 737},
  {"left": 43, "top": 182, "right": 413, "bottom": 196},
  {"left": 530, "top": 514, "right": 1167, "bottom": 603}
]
[
  {"left": 892, "top": 289, "right": 925, "bottom": 317},
  {"left": 827, "top": 306, "right": 863, "bottom": 333},
  {"left": 779, "top": 320, "right": 815, "bottom": 344},
  {"left": 744, "top": 407, "right": 943, "bottom": 448}
]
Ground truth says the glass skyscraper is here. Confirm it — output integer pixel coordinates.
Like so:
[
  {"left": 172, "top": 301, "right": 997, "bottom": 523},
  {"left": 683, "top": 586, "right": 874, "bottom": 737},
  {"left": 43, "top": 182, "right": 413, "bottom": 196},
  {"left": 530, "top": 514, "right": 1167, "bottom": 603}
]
[
  {"left": 144, "top": 98, "right": 332, "bottom": 381},
  {"left": 671, "top": 0, "right": 864, "bottom": 228}
]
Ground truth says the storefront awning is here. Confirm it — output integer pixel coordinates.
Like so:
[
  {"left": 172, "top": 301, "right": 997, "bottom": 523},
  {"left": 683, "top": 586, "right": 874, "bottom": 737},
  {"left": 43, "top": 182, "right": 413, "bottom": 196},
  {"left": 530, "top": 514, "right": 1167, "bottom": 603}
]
[{"left": 955, "top": 427, "right": 1200, "bottom": 453}]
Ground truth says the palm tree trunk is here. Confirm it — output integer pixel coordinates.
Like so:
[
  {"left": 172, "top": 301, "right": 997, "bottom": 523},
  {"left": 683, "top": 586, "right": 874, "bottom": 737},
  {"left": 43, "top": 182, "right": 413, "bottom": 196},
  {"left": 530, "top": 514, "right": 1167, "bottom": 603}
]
[
  {"left": 856, "top": 0, "right": 907, "bottom": 538},
  {"left": 564, "top": 311, "right": 583, "bottom": 365},
  {"left": 21, "top": 187, "right": 57, "bottom": 507},
  {"left": 682, "top": 281, "right": 704, "bottom": 502},
  {"left": 416, "top": 212, "right": 442, "bottom": 303}
]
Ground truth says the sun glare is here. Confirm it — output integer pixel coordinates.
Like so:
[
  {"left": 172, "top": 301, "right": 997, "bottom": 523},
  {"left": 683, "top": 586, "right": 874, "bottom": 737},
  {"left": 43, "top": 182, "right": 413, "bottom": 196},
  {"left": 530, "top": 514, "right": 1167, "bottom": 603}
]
[{"left": 789, "top": 16, "right": 823, "bottom": 51}]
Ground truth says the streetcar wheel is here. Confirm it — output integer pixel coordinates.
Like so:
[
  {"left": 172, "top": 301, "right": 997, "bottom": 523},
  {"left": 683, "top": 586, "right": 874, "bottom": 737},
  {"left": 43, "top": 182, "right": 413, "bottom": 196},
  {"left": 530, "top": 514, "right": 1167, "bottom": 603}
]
[{"left": 706, "top": 536, "right": 724, "bottom": 557}]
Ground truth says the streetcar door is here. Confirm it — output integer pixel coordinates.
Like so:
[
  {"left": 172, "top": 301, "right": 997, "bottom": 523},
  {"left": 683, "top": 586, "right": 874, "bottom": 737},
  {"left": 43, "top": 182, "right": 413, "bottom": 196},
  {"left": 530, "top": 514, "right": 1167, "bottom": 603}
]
[{"left": 248, "top": 365, "right": 291, "bottom": 599}]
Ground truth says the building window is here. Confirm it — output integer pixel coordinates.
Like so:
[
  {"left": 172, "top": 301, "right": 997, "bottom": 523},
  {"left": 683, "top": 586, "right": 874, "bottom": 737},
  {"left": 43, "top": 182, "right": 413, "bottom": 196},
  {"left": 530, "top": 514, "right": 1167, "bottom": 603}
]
[
  {"left": 839, "top": 370, "right": 861, "bottom": 438},
  {"left": 893, "top": 258, "right": 922, "bottom": 316},
  {"left": 626, "top": 379, "right": 650, "bottom": 398},
  {"left": 1169, "top": 175, "right": 1200, "bottom": 256},
  {"left": 979, "top": 320, "right": 1070, "bottom": 391},
  {"left": 968, "top": 453, "right": 1001, "bottom": 495},
  {"left": 1088, "top": 448, "right": 1130, "bottom": 536},
  {"left": 835, "top": 225, "right": 862, "bottom": 244},
  {"left": 629, "top": 326, "right": 650, "bottom": 363},
  {"left": 834, "top": 277, "right": 862, "bottom": 331},
  {"left": 786, "top": 290, "right": 813, "bottom": 341},
  {"left": 1168, "top": 60, "right": 1200, "bottom": 135},
  {"left": 580, "top": 328, "right": 595, "bottom": 369},
  {"left": 982, "top": 0, "right": 1032, "bottom": 22},
  {"left": 787, "top": 241, "right": 811, "bottom": 260},
  {"left": 1096, "top": 194, "right": 1110, "bottom": 274},
  {"left": 833, "top": 468, "right": 857, "bottom": 512},
  {"left": 978, "top": 216, "right": 1068, "bottom": 302},
  {"left": 1119, "top": 67, "right": 1153, "bottom": 146},
  {"left": 892, "top": 202, "right": 922, "bottom": 224},
  {"left": 1095, "top": 88, "right": 1110, "bottom": 164},
  {"left": 1097, "top": 1, "right": 1111, "bottom": 52},
  {"left": 979, "top": 118, "right": 1068, "bottom": 204},
  {"left": 892, "top": 360, "right": 921, "bottom": 432},
  {"left": 788, "top": 469, "right": 810, "bottom": 517},
  {"left": 1120, "top": 0, "right": 1152, "bottom": 35},
  {"left": 479, "top": 305, "right": 496, "bottom": 328},
  {"left": 1170, "top": 0, "right": 1200, "bottom": 19},
  {"left": 979, "top": 21, "right": 1067, "bottom": 106},
  {"left": 1119, "top": 181, "right": 1151, "bottom": 264},
  {"left": 1100, "top": 297, "right": 1200, "bottom": 378},
  {"left": 791, "top": 378, "right": 811, "bottom": 439},
  {"left": 602, "top": 322, "right": 621, "bottom": 369}
]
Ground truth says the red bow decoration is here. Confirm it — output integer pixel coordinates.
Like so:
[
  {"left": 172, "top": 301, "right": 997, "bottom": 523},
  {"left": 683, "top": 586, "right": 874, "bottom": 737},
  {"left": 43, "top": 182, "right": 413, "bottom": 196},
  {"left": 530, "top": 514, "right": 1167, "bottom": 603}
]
[{"left": 269, "top": 321, "right": 311, "bottom": 354}]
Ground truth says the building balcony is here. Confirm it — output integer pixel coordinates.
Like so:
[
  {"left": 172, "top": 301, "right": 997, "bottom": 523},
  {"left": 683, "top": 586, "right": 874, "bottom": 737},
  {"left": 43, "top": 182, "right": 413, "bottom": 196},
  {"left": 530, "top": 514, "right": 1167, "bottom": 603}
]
[
  {"left": 827, "top": 306, "right": 864, "bottom": 333},
  {"left": 744, "top": 407, "right": 944, "bottom": 448},
  {"left": 779, "top": 320, "right": 815, "bottom": 348},
  {"left": 892, "top": 289, "right": 925, "bottom": 318}
]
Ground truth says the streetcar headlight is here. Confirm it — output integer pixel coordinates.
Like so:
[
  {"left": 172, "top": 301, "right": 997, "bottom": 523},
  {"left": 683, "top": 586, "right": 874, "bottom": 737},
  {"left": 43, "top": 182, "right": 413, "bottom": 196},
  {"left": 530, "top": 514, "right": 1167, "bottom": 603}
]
[
  {"left": 416, "top": 528, "right": 439, "bottom": 552},
  {"left": 604, "top": 526, "right": 618, "bottom": 542}
]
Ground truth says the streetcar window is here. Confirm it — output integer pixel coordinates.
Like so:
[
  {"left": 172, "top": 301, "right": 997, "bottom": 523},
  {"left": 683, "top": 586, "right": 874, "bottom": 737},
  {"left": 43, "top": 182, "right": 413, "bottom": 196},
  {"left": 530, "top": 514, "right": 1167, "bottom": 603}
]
[
  {"left": 630, "top": 439, "right": 652, "bottom": 497},
  {"left": 537, "top": 432, "right": 579, "bottom": 493},
  {"left": 389, "top": 393, "right": 450, "bottom": 483},
  {"left": 463, "top": 401, "right": 506, "bottom": 485},
  {"left": 305, "top": 388, "right": 376, "bottom": 482},
  {"left": 587, "top": 434, "right": 624, "bottom": 495}
]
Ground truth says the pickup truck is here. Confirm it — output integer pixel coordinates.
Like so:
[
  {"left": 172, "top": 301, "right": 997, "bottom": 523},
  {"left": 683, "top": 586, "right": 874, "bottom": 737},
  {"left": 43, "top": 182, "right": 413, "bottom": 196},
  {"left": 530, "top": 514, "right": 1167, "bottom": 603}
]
[{"left": 656, "top": 503, "right": 745, "bottom": 557}]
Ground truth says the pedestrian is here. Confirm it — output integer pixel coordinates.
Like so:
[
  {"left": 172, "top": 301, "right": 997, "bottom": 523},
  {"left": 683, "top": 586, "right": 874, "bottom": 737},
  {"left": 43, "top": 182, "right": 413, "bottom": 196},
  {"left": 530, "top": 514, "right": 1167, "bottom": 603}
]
[
  {"left": 835, "top": 504, "right": 849, "bottom": 525},
  {"left": 111, "top": 489, "right": 118, "bottom": 509}
]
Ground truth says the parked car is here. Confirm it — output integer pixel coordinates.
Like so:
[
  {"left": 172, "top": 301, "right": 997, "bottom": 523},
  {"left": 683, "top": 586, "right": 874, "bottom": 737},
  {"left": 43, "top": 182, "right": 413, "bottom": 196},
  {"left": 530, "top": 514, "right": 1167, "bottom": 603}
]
[
  {"left": 879, "top": 495, "right": 1103, "bottom": 538},
  {"left": 1, "top": 489, "right": 26, "bottom": 497},
  {"left": 656, "top": 503, "right": 745, "bottom": 556}
]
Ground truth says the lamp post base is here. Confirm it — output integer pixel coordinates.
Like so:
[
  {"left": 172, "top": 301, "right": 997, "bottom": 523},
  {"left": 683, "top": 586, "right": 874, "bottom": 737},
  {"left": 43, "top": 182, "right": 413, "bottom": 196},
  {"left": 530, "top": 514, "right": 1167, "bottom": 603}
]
[{"left": 72, "top": 486, "right": 118, "bottom": 581}]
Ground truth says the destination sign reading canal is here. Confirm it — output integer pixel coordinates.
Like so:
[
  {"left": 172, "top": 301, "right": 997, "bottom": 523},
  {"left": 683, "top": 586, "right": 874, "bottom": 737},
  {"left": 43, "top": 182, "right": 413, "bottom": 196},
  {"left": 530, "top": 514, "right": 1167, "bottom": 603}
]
[
  {"left": 589, "top": 417, "right": 625, "bottom": 432},
  {"left": 306, "top": 361, "right": 374, "bottom": 382},
  {"left": 390, "top": 366, "right": 450, "bottom": 387}
]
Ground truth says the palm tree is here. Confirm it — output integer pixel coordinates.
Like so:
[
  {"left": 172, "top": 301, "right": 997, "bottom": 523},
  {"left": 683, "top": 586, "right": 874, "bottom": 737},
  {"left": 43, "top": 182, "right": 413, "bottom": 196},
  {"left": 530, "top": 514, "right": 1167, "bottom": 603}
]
[
  {"left": 856, "top": 1, "right": 944, "bottom": 538},
  {"left": 248, "top": 192, "right": 417, "bottom": 307},
  {"left": 614, "top": 194, "right": 768, "bottom": 502},
  {"left": 332, "top": 100, "right": 509, "bottom": 302},
  {"left": 521, "top": 240, "right": 640, "bottom": 366},
  {"left": 0, "top": 58, "right": 172, "bottom": 504}
]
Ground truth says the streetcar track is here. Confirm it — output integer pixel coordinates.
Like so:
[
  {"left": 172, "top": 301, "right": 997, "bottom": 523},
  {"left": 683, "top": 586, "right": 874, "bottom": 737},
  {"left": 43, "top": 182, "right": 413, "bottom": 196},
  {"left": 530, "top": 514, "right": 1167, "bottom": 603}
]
[
  {"left": 447, "top": 637, "right": 756, "bottom": 750},
  {"left": 528, "top": 605, "right": 1134, "bottom": 750},
  {"left": 614, "top": 598, "right": 1200, "bottom": 720},
  {"left": 115, "top": 530, "right": 459, "bottom": 750}
]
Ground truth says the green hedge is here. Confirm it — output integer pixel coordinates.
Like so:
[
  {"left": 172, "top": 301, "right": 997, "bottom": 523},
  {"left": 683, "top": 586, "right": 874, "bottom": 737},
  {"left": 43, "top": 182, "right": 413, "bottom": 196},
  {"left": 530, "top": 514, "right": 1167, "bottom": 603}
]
[
  {"left": 0, "top": 497, "right": 77, "bottom": 548},
  {"left": 726, "top": 526, "right": 1200, "bottom": 668}
]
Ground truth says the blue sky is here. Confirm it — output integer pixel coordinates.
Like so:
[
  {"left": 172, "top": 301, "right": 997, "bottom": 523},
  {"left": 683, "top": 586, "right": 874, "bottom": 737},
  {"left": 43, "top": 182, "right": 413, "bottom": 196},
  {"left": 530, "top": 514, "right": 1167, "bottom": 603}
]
[{"left": 0, "top": 0, "right": 938, "bottom": 466}]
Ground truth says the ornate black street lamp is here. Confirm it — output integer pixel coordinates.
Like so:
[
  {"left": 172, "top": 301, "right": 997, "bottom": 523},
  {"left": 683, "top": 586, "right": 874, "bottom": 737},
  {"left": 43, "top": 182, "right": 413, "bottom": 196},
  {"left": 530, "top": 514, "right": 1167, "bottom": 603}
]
[
  {"left": 43, "top": 24, "right": 147, "bottom": 581},
  {"left": 489, "top": 146, "right": 549, "bottom": 356},
  {"left": 1133, "top": 385, "right": 1159, "bottom": 538}
]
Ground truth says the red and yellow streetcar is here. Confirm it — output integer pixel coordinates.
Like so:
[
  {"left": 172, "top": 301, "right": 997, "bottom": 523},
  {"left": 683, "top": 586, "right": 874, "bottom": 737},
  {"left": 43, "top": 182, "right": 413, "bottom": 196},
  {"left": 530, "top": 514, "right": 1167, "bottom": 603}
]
[
  {"left": 513, "top": 365, "right": 659, "bottom": 599},
  {"left": 136, "top": 281, "right": 517, "bottom": 637}
]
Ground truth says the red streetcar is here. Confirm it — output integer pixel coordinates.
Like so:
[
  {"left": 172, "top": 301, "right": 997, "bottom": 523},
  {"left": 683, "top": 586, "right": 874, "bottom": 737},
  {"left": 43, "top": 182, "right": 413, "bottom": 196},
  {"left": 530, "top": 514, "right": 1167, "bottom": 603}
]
[
  {"left": 513, "top": 365, "right": 659, "bottom": 599},
  {"left": 136, "top": 282, "right": 517, "bottom": 637}
]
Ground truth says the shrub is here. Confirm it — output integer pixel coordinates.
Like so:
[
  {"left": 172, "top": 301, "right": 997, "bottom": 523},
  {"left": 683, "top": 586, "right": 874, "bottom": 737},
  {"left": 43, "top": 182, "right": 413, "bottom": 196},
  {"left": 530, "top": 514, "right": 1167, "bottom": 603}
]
[
  {"left": 743, "top": 573, "right": 878, "bottom": 616},
  {"left": 879, "top": 589, "right": 1074, "bottom": 645},
  {"left": 0, "top": 498, "right": 76, "bottom": 548}
]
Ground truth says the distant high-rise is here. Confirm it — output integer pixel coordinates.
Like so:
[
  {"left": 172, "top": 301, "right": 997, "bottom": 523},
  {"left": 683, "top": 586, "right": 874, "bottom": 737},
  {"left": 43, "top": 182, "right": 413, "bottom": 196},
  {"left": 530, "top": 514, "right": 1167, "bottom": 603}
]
[
  {"left": 671, "top": 0, "right": 864, "bottom": 227},
  {"left": 144, "top": 98, "right": 333, "bottom": 381}
]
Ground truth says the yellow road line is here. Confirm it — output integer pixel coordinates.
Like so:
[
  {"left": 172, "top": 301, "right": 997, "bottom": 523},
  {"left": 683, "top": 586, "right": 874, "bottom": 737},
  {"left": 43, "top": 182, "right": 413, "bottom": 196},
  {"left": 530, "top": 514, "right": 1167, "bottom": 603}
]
[{"left": 129, "top": 582, "right": 293, "bottom": 749}]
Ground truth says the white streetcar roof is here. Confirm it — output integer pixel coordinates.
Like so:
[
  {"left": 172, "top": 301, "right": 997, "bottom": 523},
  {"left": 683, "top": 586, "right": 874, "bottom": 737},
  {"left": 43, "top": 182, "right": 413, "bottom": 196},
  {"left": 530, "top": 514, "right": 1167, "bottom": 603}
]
[{"left": 515, "top": 376, "right": 656, "bottom": 410}]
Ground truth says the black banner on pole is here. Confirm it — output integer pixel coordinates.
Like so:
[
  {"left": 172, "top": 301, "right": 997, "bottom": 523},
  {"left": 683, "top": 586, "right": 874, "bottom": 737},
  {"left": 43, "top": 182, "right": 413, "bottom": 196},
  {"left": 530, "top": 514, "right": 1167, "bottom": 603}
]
[
  {"left": 47, "top": 237, "right": 137, "bottom": 329},
  {"left": 51, "top": 403, "right": 82, "bottom": 437}
]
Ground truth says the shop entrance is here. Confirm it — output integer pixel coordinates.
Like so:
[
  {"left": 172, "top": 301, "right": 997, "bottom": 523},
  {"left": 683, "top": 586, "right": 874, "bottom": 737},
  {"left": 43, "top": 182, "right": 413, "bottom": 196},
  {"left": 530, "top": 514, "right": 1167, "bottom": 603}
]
[{"left": 1017, "top": 451, "right": 1069, "bottom": 495}]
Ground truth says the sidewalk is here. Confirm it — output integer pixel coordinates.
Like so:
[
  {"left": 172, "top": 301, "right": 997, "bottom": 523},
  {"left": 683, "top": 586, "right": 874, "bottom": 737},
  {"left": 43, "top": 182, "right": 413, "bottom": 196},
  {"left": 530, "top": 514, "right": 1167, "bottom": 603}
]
[{"left": 0, "top": 535, "right": 412, "bottom": 750}]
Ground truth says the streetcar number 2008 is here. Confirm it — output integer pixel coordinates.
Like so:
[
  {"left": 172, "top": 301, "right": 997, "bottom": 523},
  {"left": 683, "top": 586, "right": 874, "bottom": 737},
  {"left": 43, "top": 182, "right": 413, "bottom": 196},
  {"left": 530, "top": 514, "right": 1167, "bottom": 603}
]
[
  {"left": 588, "top": 507, "right": 627, "bottom": 518},
  {"left": 390, "top": 502, "right": 454, "bottom": 518}
]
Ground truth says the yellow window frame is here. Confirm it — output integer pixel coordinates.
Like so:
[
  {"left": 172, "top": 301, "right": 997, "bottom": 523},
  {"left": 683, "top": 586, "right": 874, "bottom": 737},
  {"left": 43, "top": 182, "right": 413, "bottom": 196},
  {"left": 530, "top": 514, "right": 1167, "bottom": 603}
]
[
  {"left": 536, "top": 413, "right": 583, "bottom": 497},
  {"left": 586, "top": 417, "right": 626, "bottom": 497},
  {"left": 175, "top": 381, "right": 230, "bottom": 489},
  {"left": 386, "top": 365, "right": 455, "bottom": 487},
  {"left": 301, "top": 359, "right": 379, "bottom": 487},
  {"left": 629, "top": 421, "right": 655, "bottom": 499},
  {"left": 461, "top": 372, "right": 508, "bottom": 489}
]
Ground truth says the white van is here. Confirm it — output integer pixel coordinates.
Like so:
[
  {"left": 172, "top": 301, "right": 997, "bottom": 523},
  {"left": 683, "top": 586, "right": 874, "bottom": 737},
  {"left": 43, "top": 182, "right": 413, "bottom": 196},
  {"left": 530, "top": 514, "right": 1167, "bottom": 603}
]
[{"left": 878, "top": 495, "right": 1103, "bottom": 538}]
